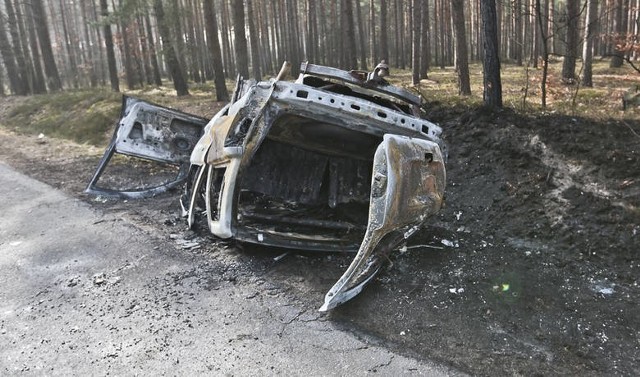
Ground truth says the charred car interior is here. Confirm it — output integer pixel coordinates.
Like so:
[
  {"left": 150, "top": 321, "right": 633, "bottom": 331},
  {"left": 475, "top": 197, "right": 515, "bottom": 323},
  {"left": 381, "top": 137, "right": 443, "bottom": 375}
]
[{"left": 86, "top": 62, "right": 447, "bottom": 311}]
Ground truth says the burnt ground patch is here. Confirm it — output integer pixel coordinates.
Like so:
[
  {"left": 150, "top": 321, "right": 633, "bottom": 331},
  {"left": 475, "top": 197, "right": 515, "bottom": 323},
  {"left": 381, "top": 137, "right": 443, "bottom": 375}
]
[{"left": 1, "top": 104, "right": 639, "bottom": 376}]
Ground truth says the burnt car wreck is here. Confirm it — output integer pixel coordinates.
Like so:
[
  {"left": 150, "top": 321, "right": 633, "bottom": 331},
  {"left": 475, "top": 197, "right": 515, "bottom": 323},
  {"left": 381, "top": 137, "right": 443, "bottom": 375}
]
[{"left": 86, "top": 62, "right": 446, "bottom": 311}]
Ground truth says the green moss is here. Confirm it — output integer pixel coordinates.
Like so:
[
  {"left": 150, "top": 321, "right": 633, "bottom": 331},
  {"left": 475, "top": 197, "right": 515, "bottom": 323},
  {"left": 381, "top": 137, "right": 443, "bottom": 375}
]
[{"left": 3, "top": 89, "right": 121, "bottom": 146}]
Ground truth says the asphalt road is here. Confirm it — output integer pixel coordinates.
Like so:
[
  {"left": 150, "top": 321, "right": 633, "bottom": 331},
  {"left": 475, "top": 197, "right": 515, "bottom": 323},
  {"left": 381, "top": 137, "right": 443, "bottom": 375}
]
[{"left": 0, "top": 162, "right": 459, "bottom": 376}]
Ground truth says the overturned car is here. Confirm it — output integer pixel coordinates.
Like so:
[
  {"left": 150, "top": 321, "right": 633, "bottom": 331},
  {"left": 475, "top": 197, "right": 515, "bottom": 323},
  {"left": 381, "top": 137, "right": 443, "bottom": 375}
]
[{"left": 86, "top": 62, "right": 446, "bottom": 311}]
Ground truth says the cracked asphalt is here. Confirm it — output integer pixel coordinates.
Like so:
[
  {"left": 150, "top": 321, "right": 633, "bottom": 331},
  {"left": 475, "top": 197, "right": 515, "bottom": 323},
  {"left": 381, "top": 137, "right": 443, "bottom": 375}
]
[{"left": 0, "top": 163, "right": 460, "bottom": 376}]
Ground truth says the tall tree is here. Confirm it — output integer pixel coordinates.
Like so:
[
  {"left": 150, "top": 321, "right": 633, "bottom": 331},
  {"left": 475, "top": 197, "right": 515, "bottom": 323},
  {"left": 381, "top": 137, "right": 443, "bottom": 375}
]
[
  {"left": 535, "top": 0, "right": 550, "bottom": 108},
  {"left": 144, "top": 12, "right": 163, "bottom": 86},
  {"left": 246, "top": 0, "right": 261, "bottom": 79},
  {"left": 0, "top": 9, "right": 26, "bottom": 95},
  {"left": 380, "top": 0, "right": 389, "bottom": 63},
  {"left": 23, "top": 1, "right": 47, "bottom": 93},
  {"left": 411, "top": 0, "right": 421, "bottom": 85},
  {"left": 232, "top": 0, "right": 249, "bottom": 78},
  {"left": 154, "top": 0, "right": 189, "bottom": 96},
  {"left": 4, "top": 0, "right": 29, "bottom": 94},
  {"left": 562, "top": 0, "right": 579, "bottom": 81},
  {"left": 369, "top": 0, "right": 377, "bottom": 65},
  {"left": 452, "top": 0, "right": 471, "bottom": 95},
  {"left": 582, "top": 0, "right": 599, "bottom": 87},
  {"left": 355, "top": 0, "right": 368, "bottom": 70},
  {"left": 610, "top": 0, "right": 629, "bottom": 67},
  {"left": 419, "top": 0, "right": 430, "bottom": 79},
  {"left": 204, "top": 0, "right": 229, "bottom": 101},
  {"left": 514, "top": 0, "right": 523, "bottom": 66},
  {"left": 481, "top": 0, "right": 502, "bottom": 108},
  {"left": 341, "top": 0, "right": 357, "bottom": 69},
  {"left": 100, "top": 0, "right": 119, "bottom": 92},
  {"left": 32, "top": 0, "right": 62, "bottom": 91}
]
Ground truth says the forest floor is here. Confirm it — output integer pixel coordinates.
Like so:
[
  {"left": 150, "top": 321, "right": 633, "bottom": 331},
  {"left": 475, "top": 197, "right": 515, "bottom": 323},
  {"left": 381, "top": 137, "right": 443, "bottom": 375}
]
[{"left": 0, "top": 61, "right": 639, "bottom": 375}]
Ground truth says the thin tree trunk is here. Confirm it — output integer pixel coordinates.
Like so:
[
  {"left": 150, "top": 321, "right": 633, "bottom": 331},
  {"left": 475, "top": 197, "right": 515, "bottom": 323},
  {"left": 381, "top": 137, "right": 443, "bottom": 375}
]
[
  {"left": 452, "top": 0, "right": 471, "bottom": 95},
  {"left": 154, "top": 0, "right": 189, "bottom": 96},
  {"left": 221, "top": 0, "right": 234, "bottom": 78},
  {"left": 4, "top": 0, "right": 29, "bottom": 94},
  {"left": 33, "top": 0, "right": 62, "bottom": 91},
  {"left": 232, "top": 0, "right": 250, "bottom": 78},
  {"left": 59, "top": 0, "right": 79, "bottom": 88},
  {"left": 145, "top": 13, "right": 163, "bottom": 86},
  {"left": 24, "top": 1, "right": 47, "bottom": 93},
  {"left": 514, "top": 0, "right": 523, "bottom": 66},
  {"left": 411, "top": 0, "right": 420, "bottom": 85},
  {"left": 380, "top": 0, "right": 389, "bottom": 63},
  {"left": 246, "top": 0, "right": 261, "bottom": 79},
  {"left": 355, "top": 0, "right": 368, "bottom": 70},
  {"left": 481, "top": 0, "right": 502, "bottom": 108},
  {"left": 369, "top": 0, "right": 377, "bottom": 66},
  {"left": 582, "top": 0, "right": 599, "bottom": 87},
  {"left": 204, "top": 0, "right": 229, "bottom": 101},
  {"left": 562, "top": 0, "right": 579, "bottom": 80},
  {"left": 420, "top": 0, "right": 430, "bottom": 79},
  {"left": 341, "top": 0, "right": 357, "bottom": 69},
  {"left": 535, "top": 0, "right": 549, "bottom": 108},
  {"left": 0, "top": 11, "right": 25, "bottom": 95},
  {"left": 80, "top": 0, "right": 98, "bottom": 87},
  {"left": 100, "top": 0, "right": 119, "bottom": 92}
]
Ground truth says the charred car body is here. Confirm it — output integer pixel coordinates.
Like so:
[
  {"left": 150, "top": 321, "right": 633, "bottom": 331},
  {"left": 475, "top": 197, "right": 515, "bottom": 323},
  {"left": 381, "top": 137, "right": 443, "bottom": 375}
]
[{"left": 87, "top": 63, "right": 446, "bottom": 311}]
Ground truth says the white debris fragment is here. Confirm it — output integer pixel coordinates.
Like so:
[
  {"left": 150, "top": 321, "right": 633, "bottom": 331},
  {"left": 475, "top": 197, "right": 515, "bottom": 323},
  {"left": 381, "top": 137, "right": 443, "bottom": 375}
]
[
  {"left": 93, "top": 196, "right": 108, "bottom": 203},
  {"left": 455, "top": 211, "right": 463, "bottom": 220},
  {"left": 480, "top": 240, "right": 488, "bottom": 248},
  {"left": 449, "top": 287, "right": 464, "bottom": 294},
  {"left": 591, "top": 280, "right": 615, "bottom": 296},
  {"left": 441, "top": 239, "right": 459, "bottom": 248},
  {"left": 525, "top": 251, "right": 532, "bottom": 256},
  {"left": 257, "top": 233, "right": 264, "bottom": 242},
  {"left": 9, "top": 241, "right": 22, "bottom": 247}
]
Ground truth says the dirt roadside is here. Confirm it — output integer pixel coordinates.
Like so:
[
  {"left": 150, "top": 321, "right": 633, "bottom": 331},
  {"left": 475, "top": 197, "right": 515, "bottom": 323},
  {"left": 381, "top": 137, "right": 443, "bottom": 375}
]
[{"left": 0, "top": 98, "right": 639, "bottom": 375}]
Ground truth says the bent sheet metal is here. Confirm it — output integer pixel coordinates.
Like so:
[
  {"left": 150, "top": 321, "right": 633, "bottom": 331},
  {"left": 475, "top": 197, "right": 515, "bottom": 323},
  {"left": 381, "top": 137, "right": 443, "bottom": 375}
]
[{"left": 87, "top": 62, "right": 446, "bottom": 310}]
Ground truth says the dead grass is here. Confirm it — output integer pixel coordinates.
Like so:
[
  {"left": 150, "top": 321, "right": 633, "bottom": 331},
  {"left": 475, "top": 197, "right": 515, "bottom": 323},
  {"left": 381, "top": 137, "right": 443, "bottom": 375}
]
[
  {"left": 398, "top": 60, "right": 640, "bottom": 120},
  {"left": 0, "top": 59, "right": 637, "bottom": 147}
]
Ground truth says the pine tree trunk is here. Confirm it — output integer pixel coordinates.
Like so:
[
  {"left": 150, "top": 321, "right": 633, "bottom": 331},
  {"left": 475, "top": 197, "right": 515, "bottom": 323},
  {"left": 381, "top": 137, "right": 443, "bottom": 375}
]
[
  {"left": 420, "top": 0, "right": 430, "bottom": 79},
  {"left": 369, "top": 0, "right": 377, "bottom": 65},
  {"left": 610, "top": 0, "right": 629, "bottom": 67},
  {"left": 145, "top": 13, "right": 163, "bottom": 86},
  {"left": 582, "top": 0, "right": 599, "bottom": 87},
  {"left": 100, "top": 0, "right": 119, "bottom": 92},
  {"left": 355, "top": 0, "right": 368, "bottom": 70},
  {"left": 203, "top": 0, "right": 229, "bottom": 101},
  {"left": 341, "top": 0, "right": 357, "bottom": 69},
  {"left": 24, "top": 1, "right": 47, "bottom": 93},
  {"left": 380, "top": 0, "right": 389, "bottom": 63},
  {"left": 411, "top": 0, "right": 420, "bottom": 85},
  {"left": 32, "top": 0, "right": 62, "bottom": 91},
  {"left": 59, "top": 0, "right": 79, "bottom": 88},
  {"left": 452, "top": 0, "right": 471, "bottom": 95},
  {"left": 0, "top": 13, "right": 25, "bottom": 95},
  {"left": 154, "top": 0, "right": 190, "bottom": 96},
  {"left": 221, "top": 0, "right": 234, "bottom": 78},
  {"left": 232, "top": 0, "right": 250, "bottom": 78},
  {"left": 481, "top": 0, "right": 502, "bottom": 108},
  {"left": 246, "top": 0, "right": 262, "bottom": 79},
  {"left": 562, "top": 0, "right": 579, "bottom": 79},
  {"left": 4, "top": 0, "right": 29, "bottom": 94},
  {"left": 80, "top": 0, "right": 98, "bottom": 87},
  {"left": 514, "top": 0, "right": 523, "bottom": 66}
]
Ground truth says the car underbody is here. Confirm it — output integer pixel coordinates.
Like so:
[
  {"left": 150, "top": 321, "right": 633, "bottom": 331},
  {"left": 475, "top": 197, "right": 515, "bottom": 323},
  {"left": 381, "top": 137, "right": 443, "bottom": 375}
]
[{"left": 86, "top": 62, "right": 446, "bottom": 310}]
